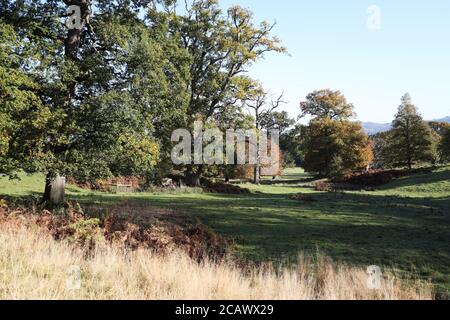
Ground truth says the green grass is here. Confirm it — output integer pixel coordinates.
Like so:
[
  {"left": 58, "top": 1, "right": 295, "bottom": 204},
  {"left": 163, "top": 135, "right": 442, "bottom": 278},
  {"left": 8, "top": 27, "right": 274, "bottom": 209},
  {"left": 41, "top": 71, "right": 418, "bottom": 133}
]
[{"left": 1, "top": 167, "right": 449, "bottom": 293}]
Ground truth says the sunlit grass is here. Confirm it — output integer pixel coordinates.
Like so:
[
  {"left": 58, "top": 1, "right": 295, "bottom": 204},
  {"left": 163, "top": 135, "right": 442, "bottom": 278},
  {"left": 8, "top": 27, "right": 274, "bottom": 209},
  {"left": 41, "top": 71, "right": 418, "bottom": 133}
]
[
  {"left": 0, "top": 217, "right": 432, "bottom": 300},
  {"left": 1, "top": 167, "right": 449, "bottom": 293}
]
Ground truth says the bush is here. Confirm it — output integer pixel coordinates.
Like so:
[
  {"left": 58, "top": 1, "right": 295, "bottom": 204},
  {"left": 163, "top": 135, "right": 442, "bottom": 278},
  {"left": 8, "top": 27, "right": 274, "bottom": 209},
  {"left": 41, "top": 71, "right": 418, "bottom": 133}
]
[
  {"left": 201, "top": 180, "right": 251, "bottom": 195},
  {"left": 338, "top": 169, "right": 406, "bottom": 187},
  {"left": 1, "top": 200, "right": 232, "bottom": 261},
  {"left": 289, "top": 193, "right": 316, "bottom": 202}
]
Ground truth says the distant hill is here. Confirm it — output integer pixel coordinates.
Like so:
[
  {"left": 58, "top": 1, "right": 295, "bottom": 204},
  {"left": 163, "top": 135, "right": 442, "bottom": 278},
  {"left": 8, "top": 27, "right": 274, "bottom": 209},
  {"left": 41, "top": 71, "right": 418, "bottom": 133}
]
[
  {"left": 433, "top": 116, "right": 450, "bottom": 123},
  {"left": 362, "top": 122, "right": 391, "bottom": 135},
  {"left": 363, "top": 116, "right": 450, "bottom": 135}
]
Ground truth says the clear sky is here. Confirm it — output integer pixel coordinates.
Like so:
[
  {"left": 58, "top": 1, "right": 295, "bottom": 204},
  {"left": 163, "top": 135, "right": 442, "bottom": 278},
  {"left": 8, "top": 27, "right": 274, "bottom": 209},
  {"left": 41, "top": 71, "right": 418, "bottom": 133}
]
[{"left": 219, "top": 0, "right": 450, "bottom": 123}]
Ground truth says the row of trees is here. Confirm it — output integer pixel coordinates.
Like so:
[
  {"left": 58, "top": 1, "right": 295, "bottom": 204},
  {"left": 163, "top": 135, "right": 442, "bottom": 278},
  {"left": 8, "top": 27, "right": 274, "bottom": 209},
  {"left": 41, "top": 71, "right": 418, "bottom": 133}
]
[
  {"left": 0, "top": 0, "right": 287, "bottom": 202},
  {"left": 372, "top": 94, "right": 450, "bottom": 169},
  {"left": 281, "top": 91, "right": 450, "bottom": 178},
  {"left": 1, "top": 0, "right": 448, "bottom": 203}
]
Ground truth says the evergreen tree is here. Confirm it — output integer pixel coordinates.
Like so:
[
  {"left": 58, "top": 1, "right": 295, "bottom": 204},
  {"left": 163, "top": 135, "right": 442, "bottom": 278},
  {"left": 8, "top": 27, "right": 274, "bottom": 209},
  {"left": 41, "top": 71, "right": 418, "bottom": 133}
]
[{"left": 384, "top": 94, "right": 434, "bottom": 170}]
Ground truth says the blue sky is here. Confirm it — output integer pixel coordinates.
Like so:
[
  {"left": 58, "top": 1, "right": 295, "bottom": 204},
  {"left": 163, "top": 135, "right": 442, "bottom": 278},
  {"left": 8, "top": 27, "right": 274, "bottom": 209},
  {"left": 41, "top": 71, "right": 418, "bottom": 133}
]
[{"left": 219, "top": 0, "right": 450, "bottom": 122}]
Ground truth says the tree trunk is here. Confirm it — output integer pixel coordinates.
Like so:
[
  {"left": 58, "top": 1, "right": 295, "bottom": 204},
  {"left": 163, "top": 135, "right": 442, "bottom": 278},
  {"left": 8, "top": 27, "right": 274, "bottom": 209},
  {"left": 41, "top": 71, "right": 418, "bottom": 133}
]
[
  {"left": 42, "top": 174, "right": 53, "bottom": 203},
  {"left": 41, "top": 2, "right": 88, "bottom": 205},
  {"left": 253, "top": 164, "right": 260, "bottom": 184},
  {"left": 253, "top": 137, "right": 261, "bottom": 184},
  {"left": 42, "top": 174, "right": 66, "bottom": 206},
  {"left": 186, "top": 172, "right": 201, "bottom": 187},
  {"left": 254, "top": 117, "right": 261, "bottom": 185},
  {"left": 185, "top": 165, "right": 202, "bottom": 187}
]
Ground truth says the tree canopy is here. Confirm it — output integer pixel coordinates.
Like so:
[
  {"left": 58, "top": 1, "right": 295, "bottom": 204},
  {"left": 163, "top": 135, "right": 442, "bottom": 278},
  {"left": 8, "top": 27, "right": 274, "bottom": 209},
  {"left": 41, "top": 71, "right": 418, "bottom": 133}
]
[
  {"left": 0, "top": 0, "right": 191, "bottom": 201},
  {"left": 382, "top": 94, "right": 434, "bottom": 170},
  {"left": 0, "top": 0, "right": 287, "bottom": 196},
  {"left": 299, "top": 90, "right": 372, "bottom": 178},
  {"left": 299, "top": 89, "right": 355, "bottom": 121}
]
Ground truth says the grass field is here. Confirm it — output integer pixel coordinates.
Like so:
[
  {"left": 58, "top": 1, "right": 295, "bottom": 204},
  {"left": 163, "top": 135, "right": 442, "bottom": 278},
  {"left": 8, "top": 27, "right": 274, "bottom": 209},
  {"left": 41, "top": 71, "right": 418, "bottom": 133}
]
[
  {"left": 1, "top": 167, "right": 449, "bottom": 293},
  {"left": 0, "top": 216, "right": 432, "bottom": 300}
]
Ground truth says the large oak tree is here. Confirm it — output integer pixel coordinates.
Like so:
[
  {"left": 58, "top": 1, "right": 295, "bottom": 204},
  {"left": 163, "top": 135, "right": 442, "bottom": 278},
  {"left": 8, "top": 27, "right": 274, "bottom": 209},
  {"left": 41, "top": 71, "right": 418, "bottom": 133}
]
[
  {"left": 161, "top": 0, "right": 286, "bottom": 185},
  {"left": 299, "top": 90, "right": 372, "bottom": 178},
  {"left": 0, "top": 0, "right": 189, "bottom": 203}
]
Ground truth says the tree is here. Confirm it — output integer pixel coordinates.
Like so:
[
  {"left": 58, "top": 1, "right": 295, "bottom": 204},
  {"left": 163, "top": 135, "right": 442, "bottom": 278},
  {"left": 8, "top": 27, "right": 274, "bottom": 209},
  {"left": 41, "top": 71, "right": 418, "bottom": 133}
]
[
  {"left": 261, "top": 111, "right": 295, "bottom": 135},
  {"left": 370, "top": 131, "right": 390, "bottom": 168},
  {"left": 0, "top": 21, "right": 50, "bottom": 176},
  {"left": 384, "top": 94, "right": 434, "bottom": 170},
  {"left": 299, "top": 90, "right": 372, "bottom": 178},
  {"left": 428, "top": 121, "right": 450, "bottom": 164},
  {"left": 162, "top": 0, "right": 286, "bottom": 185},
  {"left": 280, "top": 124, "right": 304, "bottom": 167},
  {"left": 440, "top": 127, "right": 450, "bottom": 162},
  {"left": 243, "top": 81, "right": 286, "bottom": 184},
  {"left": 211, "top": 97, "right": 254, "bottom": 183},
  {"left": 1, "top": 0, "right": 188, "bottom": 204},
  {"left": 299, "top": 89, "right": 355, "bottom": 120},
  {"left": 301, "top": 119, "right": 372, "bottom": 178}
]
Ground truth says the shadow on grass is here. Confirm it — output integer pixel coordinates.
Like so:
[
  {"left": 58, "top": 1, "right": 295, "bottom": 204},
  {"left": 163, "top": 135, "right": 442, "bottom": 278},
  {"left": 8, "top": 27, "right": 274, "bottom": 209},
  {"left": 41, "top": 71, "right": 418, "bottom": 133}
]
[
  {"left": 379, "top": 168, "right": 450, "bottom": 191},
  {"left": 69, "top": 190, "right": 449, "bottom": 256},
  {"left": 133, "top": 190, "right": 450, "bottom": 290},
  {"left": 2, "top": 187, "right": 450, "bottom": 291}
]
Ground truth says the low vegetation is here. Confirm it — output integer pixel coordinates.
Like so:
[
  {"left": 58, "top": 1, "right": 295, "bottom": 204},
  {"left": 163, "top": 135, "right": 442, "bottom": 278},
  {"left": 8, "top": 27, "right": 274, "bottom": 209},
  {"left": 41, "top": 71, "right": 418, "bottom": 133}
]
[
  {"left": 0, "top": 200, "right": 231, "bottom": 262},
  {"left": 0, "top": 212, "right": 432, "bottom": 300},
  {"left": 1, "top": 166, "right": 449, "bottom": 297},
  {"left": 0, "top": 0, "right": 449, "bottom": 302}
]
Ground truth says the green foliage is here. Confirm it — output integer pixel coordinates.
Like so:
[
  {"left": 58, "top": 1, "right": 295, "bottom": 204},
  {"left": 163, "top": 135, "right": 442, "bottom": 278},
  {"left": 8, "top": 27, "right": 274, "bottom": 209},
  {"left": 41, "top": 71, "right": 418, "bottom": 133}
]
[
  {"left": 0, "top": 21, "right": 51, "bottom": 175},
  {"left": 280, "top": 124, "right": 304, "bottom": 167},
  {"left": 0, "top": 1, "right": 190, "bottom": 187},
  {"left": 299, "top": 89, "right": 355, "bottom": 120},
  {"left": 261, "top": 111, "right": 294, "bottom": 134},
  {"left": 162, "top": 0, "right": 286, "bottom": 121},
  {"left": 156, "top": 0, "right": 286, "bottom": 183},
  {"left": 383, "top": 94, "right": 434, "bottom": 169},
  {"left": 441, "top": 127, "right": 450, "bottom": 162},
  {"left": 301, "top": 119, "right": 372, "bottom": 177},
  {"left": 299, "top": 90, "right": 372, "bottom": 177},
  {"left": 1, "top": 0, "right": 285, "bottom": 189},
  {"left": 370, "top": 131, "right": 390, "bottom": 168}
]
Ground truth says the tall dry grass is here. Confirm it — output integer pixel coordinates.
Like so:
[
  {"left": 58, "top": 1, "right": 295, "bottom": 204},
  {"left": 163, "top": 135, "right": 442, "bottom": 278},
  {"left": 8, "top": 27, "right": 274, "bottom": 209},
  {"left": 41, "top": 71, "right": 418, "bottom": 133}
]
[{"left": 0, "top": 218, "right": 432, "bottom": 300}]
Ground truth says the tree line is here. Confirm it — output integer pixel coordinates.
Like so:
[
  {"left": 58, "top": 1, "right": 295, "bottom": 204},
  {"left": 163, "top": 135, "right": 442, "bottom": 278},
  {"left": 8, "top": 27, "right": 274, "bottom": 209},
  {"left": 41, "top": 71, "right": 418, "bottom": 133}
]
[
  {"left": 1, "top": 0, "right": 449, "bottom": 204},
  {"left": 282, "top": 92, "right": 450, "bottom": 177}
]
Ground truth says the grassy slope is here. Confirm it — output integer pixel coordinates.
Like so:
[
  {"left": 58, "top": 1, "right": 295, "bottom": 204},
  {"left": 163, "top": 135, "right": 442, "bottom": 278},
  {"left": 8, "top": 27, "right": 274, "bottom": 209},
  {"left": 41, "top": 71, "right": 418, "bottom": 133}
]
[
  {"left": 1, "top": 167, "right": 449, "bottom": 291},
  {"left": 0, "top": 218, "right": 432, "bottom": 300}
]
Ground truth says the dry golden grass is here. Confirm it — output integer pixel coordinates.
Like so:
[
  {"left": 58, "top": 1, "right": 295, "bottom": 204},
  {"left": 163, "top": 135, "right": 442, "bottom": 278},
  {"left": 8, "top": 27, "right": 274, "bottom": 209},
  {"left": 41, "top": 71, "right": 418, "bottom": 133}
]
[{"left": 0, "top": 218, "right": 432, "bottom": 300}]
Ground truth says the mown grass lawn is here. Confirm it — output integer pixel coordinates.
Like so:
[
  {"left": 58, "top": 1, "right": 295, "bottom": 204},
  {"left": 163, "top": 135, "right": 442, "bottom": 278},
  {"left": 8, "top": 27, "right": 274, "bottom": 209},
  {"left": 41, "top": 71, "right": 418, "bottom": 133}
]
[{"left": 1, "top": 167, "right": 449, "bottom": 293}]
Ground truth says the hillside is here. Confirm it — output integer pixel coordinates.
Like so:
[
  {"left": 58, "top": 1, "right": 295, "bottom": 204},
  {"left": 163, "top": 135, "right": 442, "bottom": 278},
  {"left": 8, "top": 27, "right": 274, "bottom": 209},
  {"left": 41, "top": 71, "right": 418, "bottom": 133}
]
[
  {"left": 362, "top": 122, "right": 391, "bottom": 135},
  {"left": 434, "top": 116, "right": 450, "bottom": 123},
  {"left": 363, "top": 116, "right": 450, "bottom": 134}
]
